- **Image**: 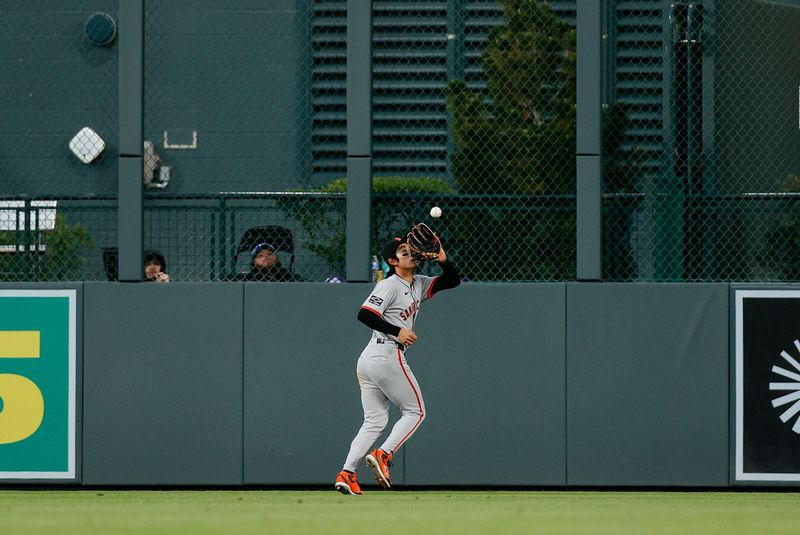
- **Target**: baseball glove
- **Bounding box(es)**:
[407,223,441,262]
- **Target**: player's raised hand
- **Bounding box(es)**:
[436,245,447,263]
[397,328,417,347]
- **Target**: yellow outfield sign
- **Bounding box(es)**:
[0,290,76,480]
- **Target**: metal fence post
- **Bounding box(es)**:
[445,0,466,180]
[118,0,144,281]
[576,0,603,281]
[346,0,373,282]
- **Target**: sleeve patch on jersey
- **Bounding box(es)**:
[368,295,384,306]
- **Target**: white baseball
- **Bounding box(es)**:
[430,206,442,218]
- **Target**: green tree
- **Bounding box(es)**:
[444,0,635,280]
[0,214,94,281]
[446,1,575,196]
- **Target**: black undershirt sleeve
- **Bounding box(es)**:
[429,259,461,296]
[357,308,401,337]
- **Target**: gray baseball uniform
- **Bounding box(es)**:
[341,273,438,472]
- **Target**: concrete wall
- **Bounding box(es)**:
[59,281,732,486]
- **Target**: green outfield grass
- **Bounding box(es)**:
[0,489,799,535]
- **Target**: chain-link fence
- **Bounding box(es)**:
[1,1,118,282]
[141,0,327,282]
[365,0,578,281]
[603,0,800,281]
[140,0,579,283]
[6,1,800,283]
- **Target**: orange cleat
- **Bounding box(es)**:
[335,470,363,495]
[365,449,393,489]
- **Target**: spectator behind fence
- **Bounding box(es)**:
[233,242,303,282]
[144,249,170,283]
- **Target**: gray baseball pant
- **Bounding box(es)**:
[342,342,426,472]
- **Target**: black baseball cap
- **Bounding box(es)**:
[382,237,406,265]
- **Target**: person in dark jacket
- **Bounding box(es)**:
[234,242,303,282]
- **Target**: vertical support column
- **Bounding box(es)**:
[346,0,373,282]
[118,0,144,281]
[576,0,603,281]
[655,3,684,281]
[445,0,466,179]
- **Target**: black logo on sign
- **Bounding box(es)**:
[770,340,800,434]
[368,295,383,306]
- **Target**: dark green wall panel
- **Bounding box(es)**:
[566,283,729,486]
[82,282,243,485]
[404,284,567,485]
[143,2,305,194]
[1,3,119,196]
[2,1,304,196]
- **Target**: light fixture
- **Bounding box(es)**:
[69,126,106,164]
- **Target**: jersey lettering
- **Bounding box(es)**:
[399,300,419,321]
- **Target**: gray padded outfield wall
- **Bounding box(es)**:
[82,283,243,485]
[1,282,744,486]
[404,284,566,486]
[243,283,567,486]
[567,283,730,486]
[243,283,374,485]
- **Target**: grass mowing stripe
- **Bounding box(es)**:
[1,491,799,535]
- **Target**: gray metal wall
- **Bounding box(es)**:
[73,282,732,486]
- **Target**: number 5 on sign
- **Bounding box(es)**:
[0,331,44,444]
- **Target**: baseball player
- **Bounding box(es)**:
[335,235,460,495]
